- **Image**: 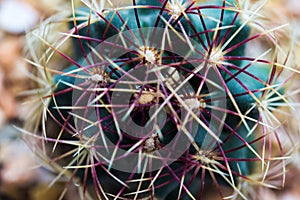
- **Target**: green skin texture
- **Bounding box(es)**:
[49,0,285,199]
[50,64,77,123]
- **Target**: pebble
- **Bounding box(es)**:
[0,0,39,34]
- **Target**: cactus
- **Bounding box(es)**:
[22,0,300,199]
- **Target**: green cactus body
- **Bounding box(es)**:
[50,64,77,122]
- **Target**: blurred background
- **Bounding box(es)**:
[0,0,300,199]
